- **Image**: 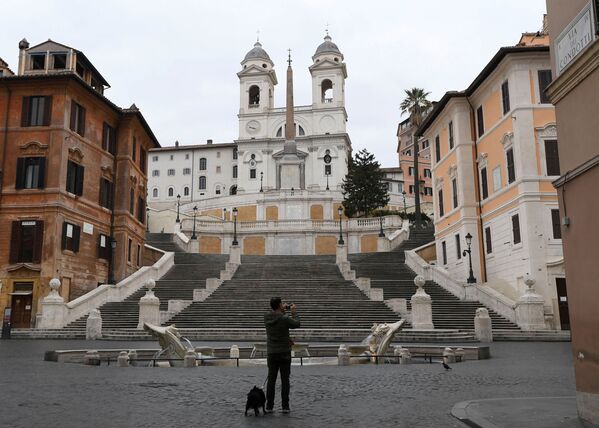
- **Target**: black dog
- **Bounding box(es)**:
[245,386,266,416]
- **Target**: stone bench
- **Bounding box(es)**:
[250,343,310,358]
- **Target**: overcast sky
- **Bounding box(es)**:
[1,0,546,166]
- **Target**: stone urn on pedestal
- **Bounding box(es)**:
[515,275,547,331]
[38,278,67,329]
[410,275,434,330]
[137,279,160,329]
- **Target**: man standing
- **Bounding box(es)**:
[264,297,300,414]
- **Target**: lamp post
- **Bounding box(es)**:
[175,194,181,223]
[191,206,198,240]
[337,206,344,245]
[326,172,330,191]
[260,171,263,193]
[463,233,477,284]
[146,207,150,233]
[232,207,238,246]
[223,207,227,220]
[378,211,385,237]
[402,191,407,217]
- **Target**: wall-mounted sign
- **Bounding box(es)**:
[83,222,94,235]
[555,1,596,76]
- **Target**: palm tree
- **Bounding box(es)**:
[400,88,432,228]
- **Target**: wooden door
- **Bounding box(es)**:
[555,278,570,330]
[11,294,33,328]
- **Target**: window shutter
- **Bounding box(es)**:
[551,209,562,239]
[75,165,85,196]
[9,221,21,263]
[15,158,25,189]
[43,96,52,126]
[61,221,68,250]
[110,128,117,155]
[79,107,86,137]
[21,97,31,127]
[70,101,77,131]
[481,168,488,199]
[73,224,81,252]
[37,158,46,189]
[102,123,107,151]
[512,215,521,244]
[32,221,44,263]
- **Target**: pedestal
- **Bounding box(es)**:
[189,239,199,253]
[410,276,434,329]
[336,244,347,264]
[377,236,389,252]
[515,276,547,331]
[137,280,160,329]
[38,278,67,329]
[474,308,493,342]
[86,309,102,340]
[229,245,241,265]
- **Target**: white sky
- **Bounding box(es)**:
[1,0,546,166]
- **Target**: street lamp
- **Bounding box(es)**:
[402,191,407,217]
[223,207,227,220]
[463,233,477,284]
[378,211,385,237]
[260,171,263,193]
[175,194,181,223]
[337,206,344,245]
[232,207,238,246]
[191,206,198,240]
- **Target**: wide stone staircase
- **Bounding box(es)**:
[146,233,186,252]
[349,227,520,331]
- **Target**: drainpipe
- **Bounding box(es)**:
[0,84,12,208]
[466,97,488,283]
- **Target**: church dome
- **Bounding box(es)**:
[313,35,344,60]
[242,41,273,64]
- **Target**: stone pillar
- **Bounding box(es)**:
[189,239,199,253]
[38,278,67,329]
[515,275,547,331]
[137,279,160,329]
[229,244,241,265]
[410,275,434,329]
[338,344,350,366]
[86,309,102,340]
[117,351,129,367]
[128,350,138,367]
[377,236,389,252]
[400,348,412,364]
[443,347,456,363]
[474,307,493,342]
[184,349,197,368]
[455,348,465,363]
[230,345,240,359]
[84,350,101,366]
[336,244,347,264]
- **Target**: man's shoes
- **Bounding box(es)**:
[282,407,290,414]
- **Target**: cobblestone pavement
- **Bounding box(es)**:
[0,340,575,428]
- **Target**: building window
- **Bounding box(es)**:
[184,186,189,196]
[185,153,190,160]
[168,187,174,197]
[325,164,332,175]
[249,85,260,106]
[455,234,461,260]
[183,168,191,175]
[408,167,414,176]
[199,176,206,190]
[480,167,488,200]
[442,241,447,265]
[21,96,52,127]
[15,157,46,189]
[512,214,521,245]
[452,178,458,209]
[152,170,160,177]
[435,135,441,162]
[476,106,484,137]
[545,140,560,176]
[199,158,207,170]
[137,244,141,267]
[102,123,117,155]
[424,169,431,178]
[152,155,159,162]
[438,189,444,217]
[216,185,221,195]
[233,148,238,160]
[485,226,493,254]
[9,220,44,263]
[229,185,237,195]
[140,147,146,174]
[52,53,67,69]
[132,137,137,162]
[170,155,174,161]
[61,221,81,253]
[506,148,516,184]
[66,160,84,196]
[492,167,502,192]
[233,165,238,178]
[69,101,86,137]
[98,233,110,260]
[448,121,454,150]
[216,166,221,174]
[424,187,432,196]
[216,152,221,159]
[406,150,412,156]
[409,185,414,194]
[501,80,510,115]
[167,169,175,176]
[99,178,114,210]
[129,189,135,214]
[137,197,145,223]
[128,238,133,263]
[421,140,429,149]
[538,70,553,104]
[321,79,333,103]
[250,168,256,179]
[31,54,45,70]
[551,209,562,239]
[152,188,158,198]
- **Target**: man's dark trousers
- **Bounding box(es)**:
[266,351,292,409]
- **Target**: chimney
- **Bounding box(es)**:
[175,140,179,147]
[18,38,29,75]
[207,139,213,145]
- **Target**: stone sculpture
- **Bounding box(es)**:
[143,322,190,362]
[361,319,405,362]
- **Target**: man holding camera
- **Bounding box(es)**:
[264,297,300,414]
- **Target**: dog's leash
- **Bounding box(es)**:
[261,376,267,389]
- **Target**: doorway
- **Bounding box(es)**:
[10,282,34,328]
[555,278,570,330]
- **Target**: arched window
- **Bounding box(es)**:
[298,125,305,136]
[168,187,174,197]
[249,85,260,106]
[276,123,306,137]
[199,158,207,170]
[233,147,238,160]
[152,188,158,198]
[215,185,221,195]
[183,186,189,196]
[233,165,238,178]
[199,176,206,190]
[276,126,283,137]
[322,79,333,103]
[229,185,237,195]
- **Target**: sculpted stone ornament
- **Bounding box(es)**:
[411,275,434,329]
[474,307,493,342]
[360,319,405,362]
[143,322,189,361]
